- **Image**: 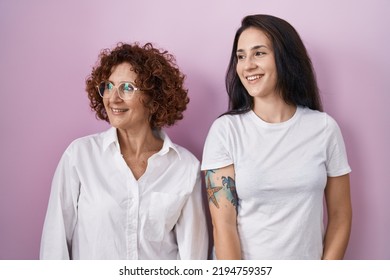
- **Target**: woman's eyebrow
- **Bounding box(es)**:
[237,45,267,53]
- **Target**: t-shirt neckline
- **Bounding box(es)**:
[248,106,303,129]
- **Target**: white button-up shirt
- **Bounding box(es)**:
[40,127,208,259]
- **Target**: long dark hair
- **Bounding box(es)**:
[225,14,322,115]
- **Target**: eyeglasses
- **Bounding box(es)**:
[97,81,141,100]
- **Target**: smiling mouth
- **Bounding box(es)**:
[111,108,128,113]
[246,74,263,81]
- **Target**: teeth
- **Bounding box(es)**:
[112,108,127,113]
[247,75,261,81]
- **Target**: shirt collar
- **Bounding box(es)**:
[157,130,181,160]
[102,127,181,160]
[102,127,119,152]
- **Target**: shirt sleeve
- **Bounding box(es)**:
[201,117,234,171]
[325,115,352,177]
[175,162,208,259]
[40,146,80,259]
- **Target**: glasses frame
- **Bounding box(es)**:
[96,81,141,100]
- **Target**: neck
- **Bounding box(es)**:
[117,126,162,158]
[253,97,297,123]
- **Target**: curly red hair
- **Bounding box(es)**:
[85,42,189,129]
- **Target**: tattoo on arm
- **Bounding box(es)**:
[205,170,238,209]
[222,175,238,208]
[206,170,222,208]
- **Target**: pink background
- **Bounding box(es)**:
[0,0,389,259]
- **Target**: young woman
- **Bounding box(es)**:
[202,15,352,260]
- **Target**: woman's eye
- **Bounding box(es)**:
[107,83,114,90]
[255,51,265,57]
[122,83,134,93]
[237,54,245,60]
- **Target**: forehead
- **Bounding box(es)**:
[237,27,272,50]
[109,62,137,82]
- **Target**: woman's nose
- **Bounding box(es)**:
[243,57,257,70]
[109,88,123,102]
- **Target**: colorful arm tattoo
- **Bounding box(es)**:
[205,170,222,208]
[221,175,238,208]
[205,170,238,209]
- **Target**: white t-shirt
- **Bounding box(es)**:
[201,106,351,259]
[40,127,208,260]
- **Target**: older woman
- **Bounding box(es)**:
[40,42,208,259]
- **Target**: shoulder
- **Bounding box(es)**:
[159,130,200,169]
[299,106,326,120]
[173,144,200,167]
[300,107,344,142]
[214,113,247,125]
[65,128,112,155]
[299,107,339,128]
[207,112,249,134]
[170,143,201,185]
[67,133,100,150]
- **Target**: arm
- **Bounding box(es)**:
[322,174,352,260]
[205,165,241,259]
[175,169,208,259]
[40,150,79,259]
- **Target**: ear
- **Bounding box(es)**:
[149,100,159,114]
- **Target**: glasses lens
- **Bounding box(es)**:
[118,82,136,99]
[98,82,114,98]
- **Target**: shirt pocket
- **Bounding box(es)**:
[145,192,187,242]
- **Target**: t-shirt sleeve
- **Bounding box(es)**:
[325,115,351,177]
[201,117,234,171]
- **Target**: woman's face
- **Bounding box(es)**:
[236,27,278,100]
[103,62,150,131]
